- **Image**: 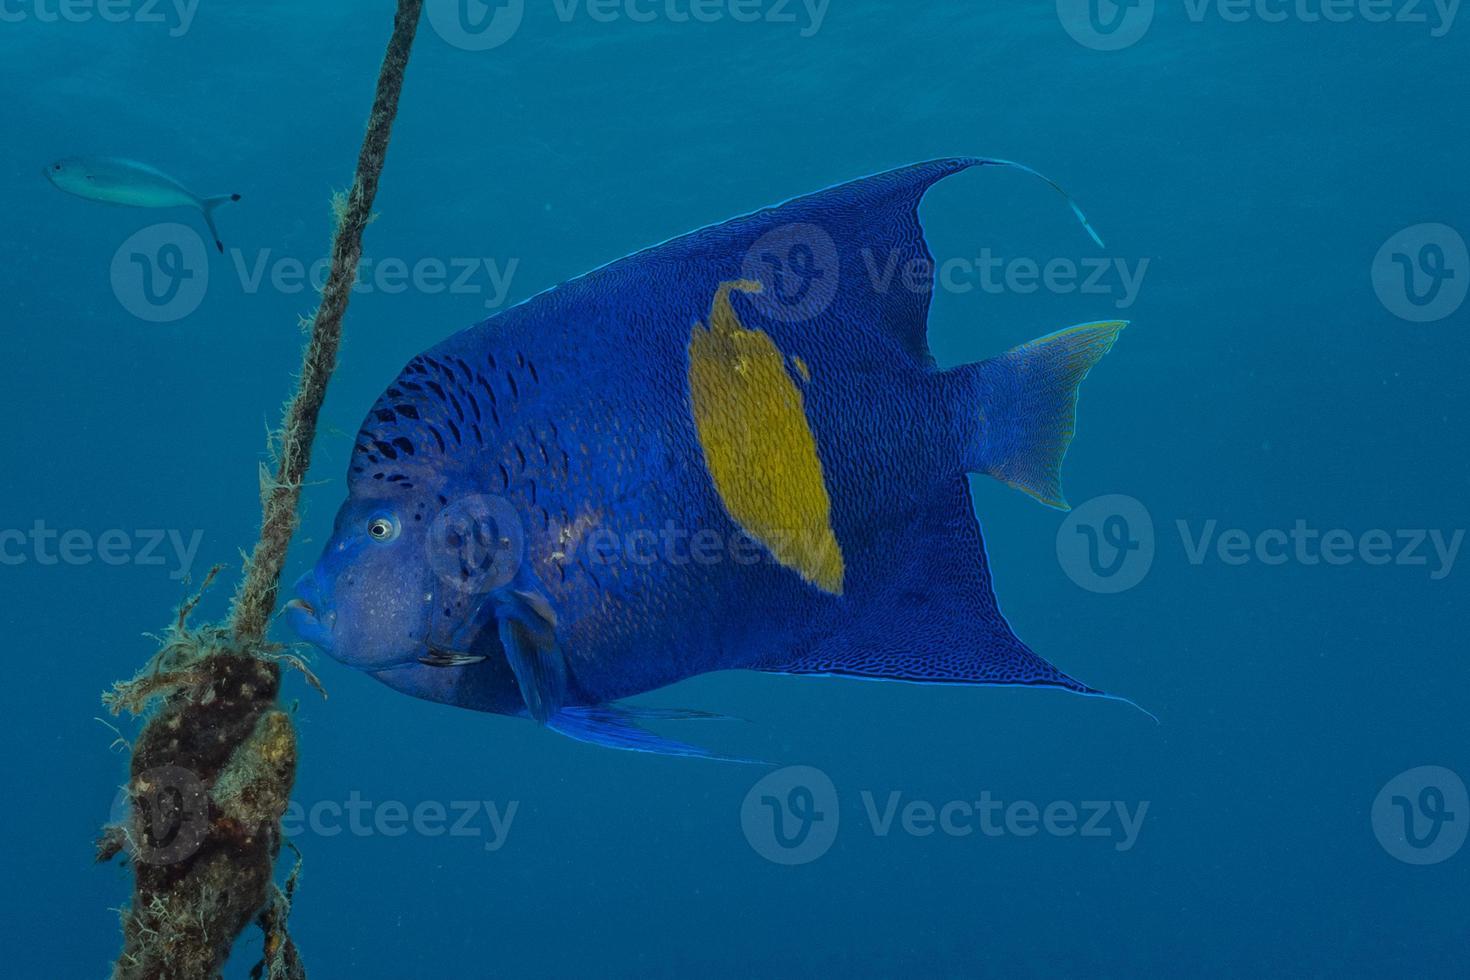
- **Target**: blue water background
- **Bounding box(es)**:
[1,2,1466,975]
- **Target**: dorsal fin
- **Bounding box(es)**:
[702,157,1103,367]
[465,157,1101,373]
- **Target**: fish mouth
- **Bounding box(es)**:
[419,602,505,670]
[285,574,334,651]
[418,648,487,668]
[285,598,332,650]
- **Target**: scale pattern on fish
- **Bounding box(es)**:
[288,157,1134,760]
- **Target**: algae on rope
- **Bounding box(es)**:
[96,3,426,978]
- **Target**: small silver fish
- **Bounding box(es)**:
[44,156,240,253]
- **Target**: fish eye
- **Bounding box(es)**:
[366,514,400,543]
[53,164,61,171]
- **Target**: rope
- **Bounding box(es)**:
[232,0,424,643]
[105,4,424,977]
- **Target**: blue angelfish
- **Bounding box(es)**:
[288,157,1135,761]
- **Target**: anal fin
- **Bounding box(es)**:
[757,477,1135,708]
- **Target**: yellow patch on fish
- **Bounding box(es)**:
[687,280,845,595]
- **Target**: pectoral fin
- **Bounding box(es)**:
[496,589,567,724]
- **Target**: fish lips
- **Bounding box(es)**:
[285,570,335,651]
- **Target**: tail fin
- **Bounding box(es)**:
[198,193,241,253]
[948,321,1126,510]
